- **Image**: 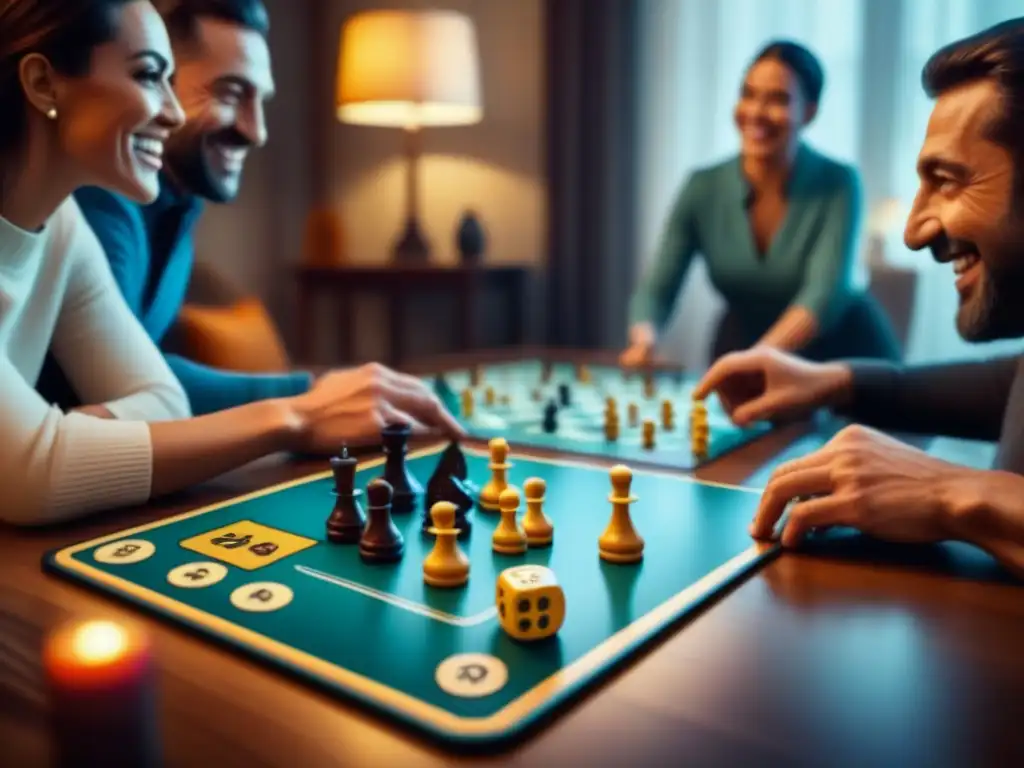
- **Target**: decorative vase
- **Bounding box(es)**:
[456,210,485,264]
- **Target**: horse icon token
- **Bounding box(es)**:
[435,653,508,698]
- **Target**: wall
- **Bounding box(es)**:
[193,0,546,364]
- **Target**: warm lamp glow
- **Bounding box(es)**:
[336,9,482,129]
[868,197,908,237]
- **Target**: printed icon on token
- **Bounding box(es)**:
[167,562,228,589]
[435,653,508,698]
[93,539,155,565]
[230,582,293,612]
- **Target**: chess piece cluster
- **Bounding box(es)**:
[479,439,555,553]
[690,397,709,456]
[604,397,619,441]
[326,446,405,563]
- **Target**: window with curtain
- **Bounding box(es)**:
[637,0,1024,368]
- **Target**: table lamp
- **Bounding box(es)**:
[336,9,483,263]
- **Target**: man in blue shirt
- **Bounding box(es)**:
[39,0,316,415]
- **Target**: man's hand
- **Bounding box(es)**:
[753,424,973,547]
[619,322,657,367]
[285,362,465,454]
[693,346,852,426]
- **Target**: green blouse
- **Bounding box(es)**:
[630,143,864,337]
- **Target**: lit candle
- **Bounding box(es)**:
[43,619,161,767]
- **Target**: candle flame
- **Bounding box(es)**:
[71,620,127,665]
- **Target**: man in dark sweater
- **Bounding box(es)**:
[694,18,1024,578]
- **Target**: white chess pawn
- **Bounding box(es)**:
[492,486,527,554]
[522,477,553,547]
[479,437,511,511]
[598,465,643,563]
[423,501,469,587]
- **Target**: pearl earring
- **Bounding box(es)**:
[46,107,57,120]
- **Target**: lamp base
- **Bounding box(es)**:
[393,217,431,263]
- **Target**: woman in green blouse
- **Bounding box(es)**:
[622,41,900,366]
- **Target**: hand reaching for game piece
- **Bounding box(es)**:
[284,363,465,453]
[693,346,852,427]
[619,322,658,367]
[752,424,988,549]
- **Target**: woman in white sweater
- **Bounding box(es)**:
[0,0,462,525]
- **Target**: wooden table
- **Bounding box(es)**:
[294,263,535,366]
[4,351,1024,766]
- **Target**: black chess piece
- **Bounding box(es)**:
[359,479,404,563]
[424,469,474,539]
[435,440,477,495]
[378,422,423,513]
[558,382,571,407]
[326,446,365,543]
[542,400,558,433]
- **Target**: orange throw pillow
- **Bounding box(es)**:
[176,298,290,373]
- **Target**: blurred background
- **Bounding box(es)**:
[180,0,1024,378]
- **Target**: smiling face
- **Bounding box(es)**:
[904,78,1024,342]
[162,17,274,202]
[49,1,183,202]
[734,57,813,161]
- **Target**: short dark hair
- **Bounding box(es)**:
[751,40,825,105]
[922,17,1024,205]
[158,0,269,44]
[0,0,134,157]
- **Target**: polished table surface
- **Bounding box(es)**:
[4,351,1024,766]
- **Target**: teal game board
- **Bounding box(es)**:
[44,442,776,748]
[429,359,772,471]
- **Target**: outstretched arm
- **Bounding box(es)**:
[164,354,312,416]
[628,173,704,331]
[837,356,1019,441]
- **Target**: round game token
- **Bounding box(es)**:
[230,582,293,612]
[435,653,508,698]
[167,562,228,589]
[93,539,155,565]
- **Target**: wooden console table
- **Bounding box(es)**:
[294,263,535,365]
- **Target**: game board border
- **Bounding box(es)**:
[43,442,779,747]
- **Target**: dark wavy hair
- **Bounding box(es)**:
[157,0,269,44]
[0,0,135,157]
[922,17,1024,207]
[750,40,825,107]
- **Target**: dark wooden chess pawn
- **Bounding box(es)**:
[542,400,558,433]
[326,446,364,543]
[558,382,571,407]
[379,422,423,513]
[359,479,404,563]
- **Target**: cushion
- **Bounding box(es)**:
[176,297,291,373]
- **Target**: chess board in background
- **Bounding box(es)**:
[428,359,773,471]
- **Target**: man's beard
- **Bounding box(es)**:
[957,244,1024,342]
[163,126,247,203]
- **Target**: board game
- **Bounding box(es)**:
[44,432,776,748]
[428,359,772,471]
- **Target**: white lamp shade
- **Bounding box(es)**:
[336,9,483,128]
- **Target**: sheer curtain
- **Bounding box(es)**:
[637,0,1023,369]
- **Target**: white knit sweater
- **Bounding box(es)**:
[0,197,191,525]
